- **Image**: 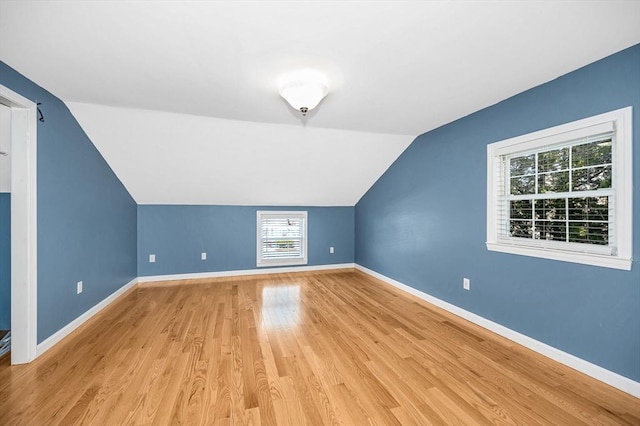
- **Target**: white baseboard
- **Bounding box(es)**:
[36,277,138,356]
[354,264,640,398]
[35,263,638,398]
[137,263,356,283]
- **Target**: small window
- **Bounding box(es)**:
[486,107,632,270]
[257,211,308,267]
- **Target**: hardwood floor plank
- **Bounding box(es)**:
[0,269,637,425]
[248,324,278,426]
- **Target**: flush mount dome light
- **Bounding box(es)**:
[278,70,329,116]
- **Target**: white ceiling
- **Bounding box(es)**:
[66,102,413,205]
[1,1,639,205]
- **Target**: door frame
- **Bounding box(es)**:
[0,84,38,364]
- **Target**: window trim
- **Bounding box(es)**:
[256,210,308,268]
[486,107,633,270]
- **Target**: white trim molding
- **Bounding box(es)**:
[1,84,38,365]
[355,264,640,398]
[138,263,355,284]
[36,278,138,356]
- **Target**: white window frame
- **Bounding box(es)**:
[256,210,308,267]
[486,107,633,270]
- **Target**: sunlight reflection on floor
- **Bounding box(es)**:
[260,284,301,330]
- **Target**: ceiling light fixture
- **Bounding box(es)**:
[278,70,329,117]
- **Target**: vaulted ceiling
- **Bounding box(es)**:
[1,1,639,205]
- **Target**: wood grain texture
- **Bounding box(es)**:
[0,269,638,425]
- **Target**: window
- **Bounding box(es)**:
[257,211,308,267]
[487,107,632,270]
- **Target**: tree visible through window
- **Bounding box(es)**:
[507,138,612,246]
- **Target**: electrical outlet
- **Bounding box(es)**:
[77,281,83,294]
[463,278,470,290]
[149,254,156,263]
[201,252,207,260]
[329,246,335,254]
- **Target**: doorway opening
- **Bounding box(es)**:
[0,84,38,365]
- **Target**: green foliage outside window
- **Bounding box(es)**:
[508,139,611,245]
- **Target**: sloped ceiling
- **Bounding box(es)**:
[66,103,413,205]
[1,1,639,205]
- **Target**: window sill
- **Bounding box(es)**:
[257,258,308,268]
[486,242,632,271]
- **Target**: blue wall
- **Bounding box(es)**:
[0,62,138,343]
[355,44,640,381]
[138,205,354,276]
[0,193,10,330]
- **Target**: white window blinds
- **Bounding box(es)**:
[257,211,308,267]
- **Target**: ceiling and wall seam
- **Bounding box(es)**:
[2,1,638,206]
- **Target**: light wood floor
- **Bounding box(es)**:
[0,270,638,425]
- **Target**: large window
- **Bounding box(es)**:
[486,107,632,270]
[257,211,308,267]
